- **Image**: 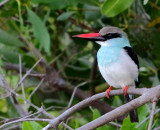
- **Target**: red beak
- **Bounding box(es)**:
[72,33,105,41]
[72,33,100,38]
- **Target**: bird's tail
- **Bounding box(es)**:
[124,94,139,122]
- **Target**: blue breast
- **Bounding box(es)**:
[97,46,121,67]
[97,37,131,67]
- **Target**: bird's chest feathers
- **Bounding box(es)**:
[97,47,121,66]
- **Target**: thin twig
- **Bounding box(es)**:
[146,104,151,113]
[0,108,43,124]
[28,78,44,101]
[0,68,72,130]
[137,108,160,128]
[0,72,26,117]
[19,55,27,110]
[0,118,50,129]
[148,101,157,130]
[1,78,73,130]
[67,81,90,108]
[4,124,20,130]
[109,121,122,128]
[14,57,43,90]
[0,116,7,120]
[0,0,10,6]
[154,126,160,130]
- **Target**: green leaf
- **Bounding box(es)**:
[121,116,138,130]
[49,0,67,10]
[31,0,53,4]
[98,125,116,130]
[137,105,149,129]
[22,122,33,130]
[66,0,78,6]
[0,29,24,47]
[138,105,148,122]
[0,59,4,66]
[78,0,99,6]
[84,5,101,21]
[93,109,100,120]
[6,98,19,117]
[22,121,43,130]
[102,0,135,17]
[75,119,79,129]
[112,96,123,107]
[57,12,74,21]
[143,0,149,5]
[31,0,68,10]
[30,121,43,130]
[0,48,19,63]
[151,75,160,87]
[27,8,50,53]
[92,109,116,130]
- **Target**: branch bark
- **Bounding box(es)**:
[148,101,157,130]
[43,86,160,130]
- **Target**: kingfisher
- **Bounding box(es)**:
[73,26,139,122]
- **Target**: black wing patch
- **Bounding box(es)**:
[123,46,140,86]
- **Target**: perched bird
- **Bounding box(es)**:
[73,26,139,122]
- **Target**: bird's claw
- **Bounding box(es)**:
[106,86,112,98]
[123,86,129,96]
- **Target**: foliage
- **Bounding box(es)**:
[0,0,160,129]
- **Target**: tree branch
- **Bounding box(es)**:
[0,118,50,129]
[89,52,97,95]
[43,86,160,130]
[0,0,10,6]
[14,57,43,90]
[43,87,145,129]
[148,101,157,130]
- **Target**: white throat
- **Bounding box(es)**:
[96,41,110,46]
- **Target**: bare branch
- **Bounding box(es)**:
[19,55,25,99]
[154,126,160,130]
[109,121,122,128]
[28,78,44,101]
[0,72,26,117]
[43,87,146,129]
[67,81,90,108]
[43,86,160,130]
[0,118,50,129]
[0,0,10,6]
[14,57,43,90]
[19,55,27,111]
[76,87,160,130]
[148,101,157,130]
[136,108,160,128]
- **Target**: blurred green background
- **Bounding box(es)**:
[0,0,160,129]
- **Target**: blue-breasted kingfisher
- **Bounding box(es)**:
[73,26,139,122]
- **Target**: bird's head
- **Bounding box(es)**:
[73,26,130,47]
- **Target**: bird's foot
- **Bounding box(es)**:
[106,86,112,98]
[123,86,129,96]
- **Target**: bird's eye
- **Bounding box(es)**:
[102,33,121,40]
[106,34,113,38]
